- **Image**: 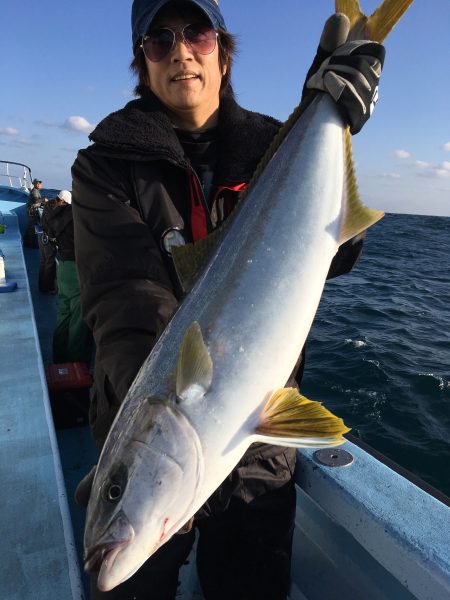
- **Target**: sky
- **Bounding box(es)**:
[1,0,449,216]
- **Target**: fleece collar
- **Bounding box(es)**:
[89,90,281,184]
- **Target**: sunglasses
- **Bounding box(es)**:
[141,23,218,62]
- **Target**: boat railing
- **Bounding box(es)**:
[0,160,32,192]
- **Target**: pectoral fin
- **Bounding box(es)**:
[254,388,350,448]
[176,322,213,402]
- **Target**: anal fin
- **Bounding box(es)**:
[339,128,384,244]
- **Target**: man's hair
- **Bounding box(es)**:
[130,28,237,98]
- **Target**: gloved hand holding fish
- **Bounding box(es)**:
[305,12,386,134]
[82,0,413,592]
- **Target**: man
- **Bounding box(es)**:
[28,178,48,209]
[25,178,57,291]
[41,190,91,364]
[72,1,384,598]
[24,178,48,248]
[37,199,58,295]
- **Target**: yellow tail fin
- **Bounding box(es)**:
[336,0,414,42]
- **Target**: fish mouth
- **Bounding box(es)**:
[84,512,135,575]
[84,538,131,574]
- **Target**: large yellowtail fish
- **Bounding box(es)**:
[84,0,413,591]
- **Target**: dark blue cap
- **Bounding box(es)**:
[131,0,227,48]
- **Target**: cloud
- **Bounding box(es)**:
[434,169,450,178]
[412,159,450,179]
[414,160,430,169]
[394,152,450,179]
[0,136,36,147]
[63,116,96,135]
[394,149,411,159]
[35,115,96,135]
[388,145,450,184]
[15,138,36,146]
[418,168,450,179]
[443,142,450,152]
[0,127,19,136]
[36,119,58,128]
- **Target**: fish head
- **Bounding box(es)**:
[84,398,203,592]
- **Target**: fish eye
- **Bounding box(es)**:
[107,484,122,502]
[103,463,128,503]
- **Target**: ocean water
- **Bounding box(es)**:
[38,196,449,496]
[301,213,450,496]
[42,187,60,199]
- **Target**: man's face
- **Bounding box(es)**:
[144,6,224,129]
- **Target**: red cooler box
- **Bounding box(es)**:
[45,362,93,428]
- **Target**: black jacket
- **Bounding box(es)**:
[41,203,75,261]
[72,90,363,446]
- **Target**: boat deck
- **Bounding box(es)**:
[1,204,450,600]
[0,213,87,599]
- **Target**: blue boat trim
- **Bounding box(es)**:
[0,211,86,599]
[0,280,17,292]
[348,432,450,508]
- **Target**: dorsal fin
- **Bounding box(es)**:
[172,2,413,291]
[172,227,223,293]
[172,94,316,293]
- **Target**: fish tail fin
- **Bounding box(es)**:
[335,0,364,27]
[253,0,415,197]
[336,0,414,42]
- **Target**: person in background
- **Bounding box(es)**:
[28,178,48,211]
[24,178,48,248]
[37,198,58,294]
[72,1,384,598]
[25,179,57,292]
[41,190,92,365]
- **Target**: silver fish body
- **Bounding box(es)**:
[84,0,416,590]
[84,93,368,591]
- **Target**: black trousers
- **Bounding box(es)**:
[90,448,297,600]
[37,234,57,293]
[23,215,39,248]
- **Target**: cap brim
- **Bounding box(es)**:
[133,0,226,48]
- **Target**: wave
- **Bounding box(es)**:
[303,214,450,495]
